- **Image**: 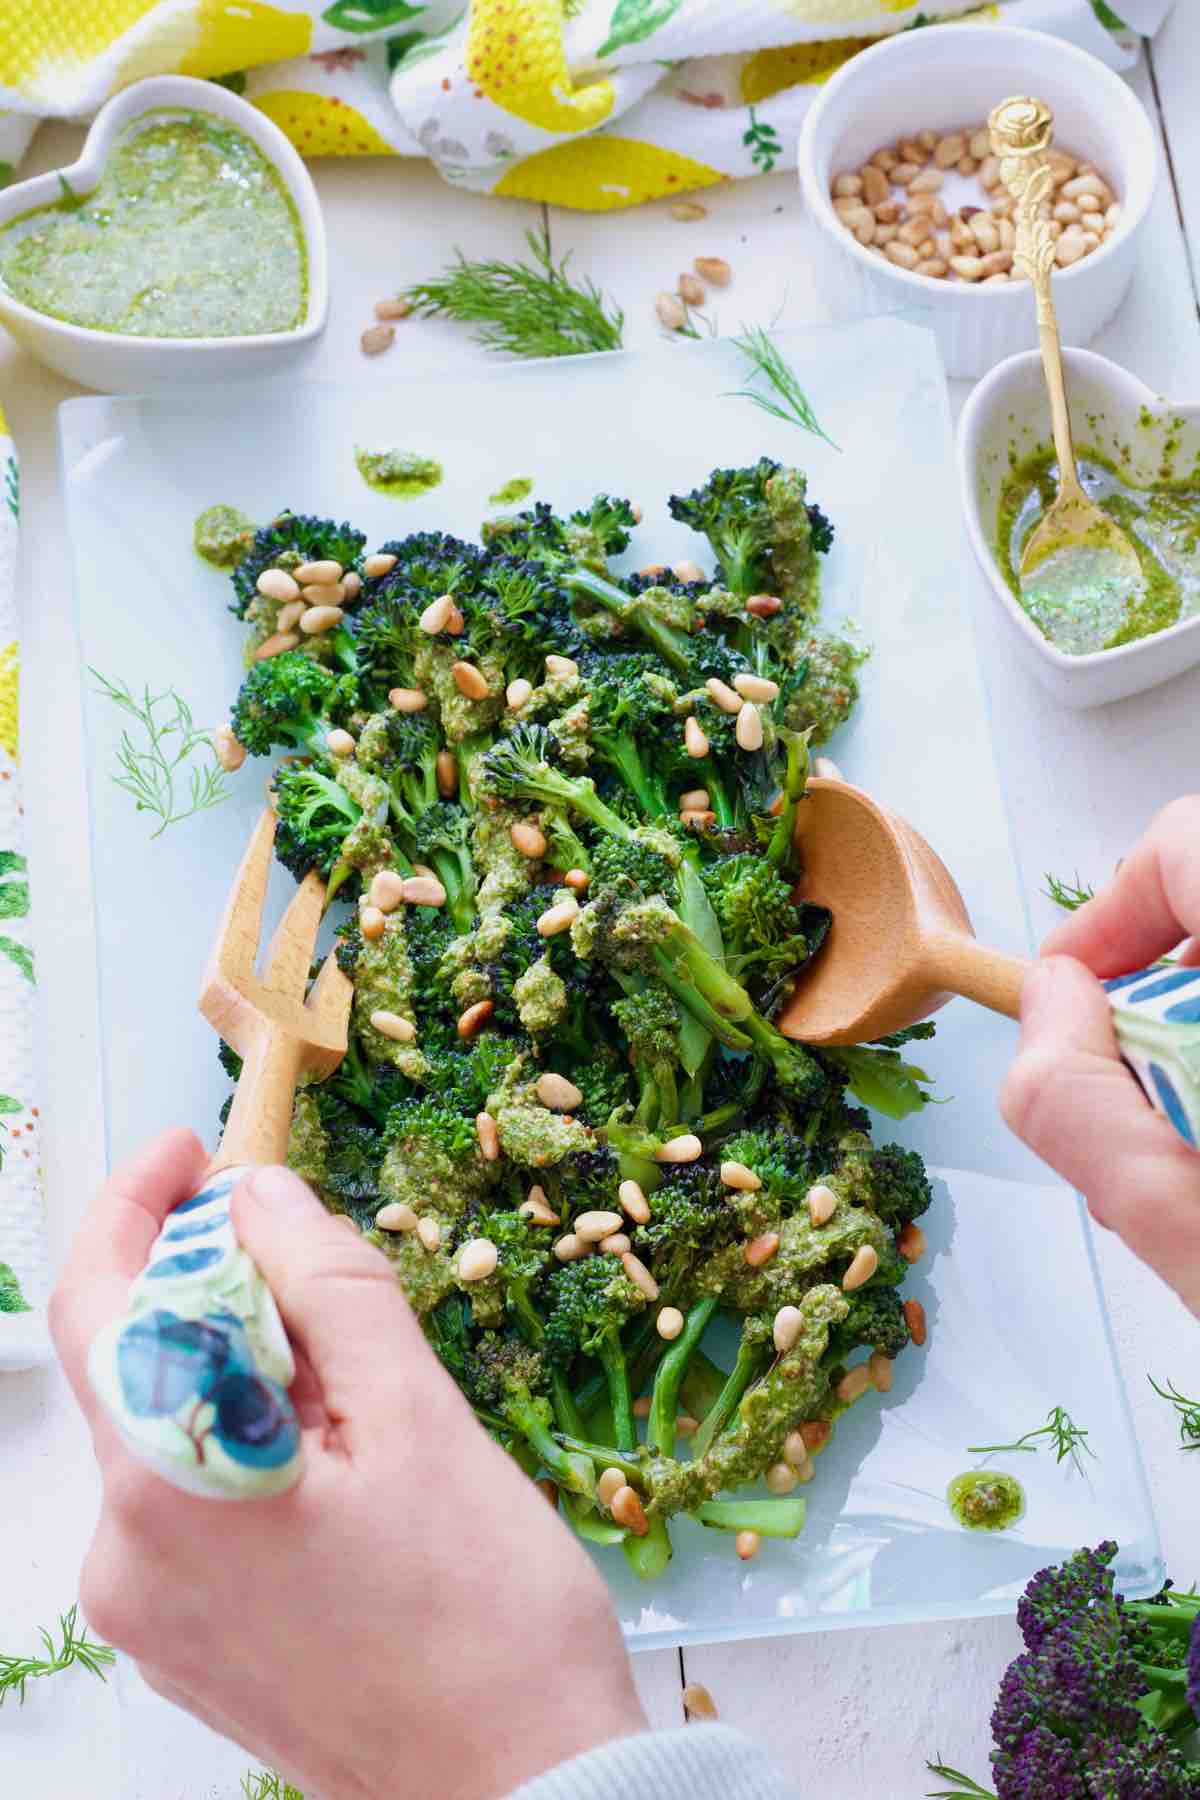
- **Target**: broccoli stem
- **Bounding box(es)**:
[592,730,668,819]
[564,568,695,676]
[597,1330,637,1453]
[623,1514,672,1581]
[648,1296,720,1456]
[503,1393,594,1498]
[679,1348,729,1423]
[556,1435,644,1487]
[766,728,810,873]
[691,1339,771,1458]
[696,1499,807,1538]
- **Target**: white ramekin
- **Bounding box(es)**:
[0,76,327,393]
[958,346,1200,708]
[797,25,1158,381]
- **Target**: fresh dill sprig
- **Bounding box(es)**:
[727,325,839,449]
[0,1606,115,1706]
[92,670,231,837]
[241,1773,304,1799]
[1044,872,1095,911]
[402,227,624,359]
[924,1761,996,1798]
[968,1405,1095,1477]
[1148,1375,1200,1450]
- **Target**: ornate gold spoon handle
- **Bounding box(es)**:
[989,96,1084,506]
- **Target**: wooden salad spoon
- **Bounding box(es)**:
[988,96,1144,648]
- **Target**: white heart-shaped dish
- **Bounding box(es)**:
[0,75,327,394]
[958,347,1200,708]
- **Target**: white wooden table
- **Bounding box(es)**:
[2,13,1198,1795]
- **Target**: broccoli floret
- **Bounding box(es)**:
[231,653,357,760]
[782,629,868,745]
[667,459,828,614]
[479,724,635,840]
[271,760,362,879]
[543,1254,646,1450]
[636,1161,737,1297]
[462,1332,593,1496]
[231,511,366,620]
[826,1284,910,1363]
[865,1143,933,1227]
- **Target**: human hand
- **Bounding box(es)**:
[1001,798,1200,1317]
[51,1132,646,1800]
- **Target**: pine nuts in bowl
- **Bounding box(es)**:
[797,25,1157,379]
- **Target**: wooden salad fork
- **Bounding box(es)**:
[88,810,352,1500]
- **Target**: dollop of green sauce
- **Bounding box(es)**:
[947,1469,1025,1532]
[193,503,256,568]
[489,477,534,506]
[0,111,307,338]
[355,446,444,499]
[997,444,1200,653]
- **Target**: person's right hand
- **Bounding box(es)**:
[1001,797,1200,1318]
[51,1137,646,1800]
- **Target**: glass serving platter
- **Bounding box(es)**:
[60,320,1161,1660]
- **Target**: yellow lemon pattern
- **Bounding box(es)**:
[741,35,872,101]
[496,136,724,210]
[0,643,18,765]
[178,1,312,78]
[254,89,397,155]
[467,0,615,136]
[0,0,158,94]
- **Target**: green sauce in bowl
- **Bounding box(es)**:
[0,110,307,339]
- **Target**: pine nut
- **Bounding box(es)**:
[735,704,764,752]
[676,1414,699,1438]
[554,1233,584,1262]
[884,241,919,270]
[473,1111,500,1161]
[639,563,668,579]
[933,132,965,168]
[633,1395,651,1418]
[949,254,984,282]
[597,1467,626,1508]
[360,906,387,942]
[916,258,948,278]
[861,165,889,206]
[704,677,742,714]
[419,593,454,634]
[840,204,875,239]
[458,1238,498,1282]
[897,1221,927,1263]
[611,1485,649,1535]
[681,808,717,831]
[979,250,1012,278]
[1062,173,1109,201]
[765,1460,798,1495]
[957,155,977,176]
[376,1201,419,1232]
[537,1072,583,1110]
[375,296,411,321]
[968,215,999,253]
[874,200,901,225]
[326,728,356,757]
[276,600,305,633]
[254,631,300,660]
[684,716,709,758]
[773,1305,804,1354]
[735,1530,760,1561]
[1053,200,1080,224]
[342,570,362,599]
[732,673,779,703]
[656,1306,684,1341]
[656,1133,702,1164]
[511,821,547,859]
[299,604,343,635]
[519,1196,561,1227]
[891,162,920,187]
[807,1183,838,1226]
[1080,230,1101,253]
[293,560,341,586]
[983,271,1011,284]
[600,1232,631,1255]
[997,218,1015,250]
[256,567,300,602]
[1104,202,1122,231]
[678,272,706,306]
[537,898,579,937]
[969,129,990,160]
[1048,150,1077,184]
[908,168,943,194]
[744,1232,780,1268]
[361,323,394,355]
[563,867,589,893]
[458,999,494,1040]
[506,677,533,709]
[368,1007,413,1042]
[535,1477,558,1509]
[680,787,711,811]
[720,1160,761,1192]
[801,1420,831,1452]
[363,552,397,579]
[869,1352,894,1393]
[978,155,1000,190]
[621,1252,659,1300]
[832,172,863,198]
[870,149,899,172]
[435,749,458,798]
[212,724,246,773]
[783,1430,810,1471]
[918,128,938,151]
[656,292,687,331]
[545,654,579,680]
[843,1244,878,1291]
[693,256,731,286]
[619,1179,651,1225]
[417,1216,441,1252]
[389,686,428,713]
[576,1210,623,1243]
[904,1298,928,1346]
[451,661,489,700]
[837,1364,872,1404]
[745,593,781,617]
[402,875,447,906]
[670,200,708,221]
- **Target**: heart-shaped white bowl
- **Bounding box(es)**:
[958,347,1200,708]
[0,76,327,393]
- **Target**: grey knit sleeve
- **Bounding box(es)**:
[503,1725,797,1800]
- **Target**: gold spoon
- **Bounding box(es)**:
[988,96,1143,650]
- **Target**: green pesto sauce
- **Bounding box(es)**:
[193,503,256,567]
[355,446,444,499]
[947,1469,1025,1532]
[489,477,534,506]
[997,445,1200,654]
[0,112,306,338]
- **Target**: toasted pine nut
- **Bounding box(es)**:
[537,898,580,937]
[1104,202,1122,231]
[693,255,731,286]
[294,560,342,586]
[967,215,999,254]
[451,660,489,700]
[979,250,1012,278]
[375,1202,417,1232]
[554,1232,584,1262]
[870,149,899,172]
[563,867,590,893]
[1062,172,1109,201]
[678,272,706,306]
[374,296,412,321]
[915,259,948,279]
[680,787,711,811]
[897,1221,927,1263]
[837,1364,872,1404]
[275,600,305,633]
[802,1420,832,1452]
[545,653,579,680]
[458,1000,494,1040]
[656,292,687,331]
[656,1133,702,1164]
[680,807,717,832]
[633,1395,652,1418]
[783,1430,810,1471]
[978,155,1000,190]
[684,715,709,758]
[969,128,991,160]
[326,728,356,757]
[388,686,427,713]
[676,1414,699,1438]
[746,592,782,617]
[361,323,395,356]
[639,563,668,579]
[519,1196,561,1227]
[807,1183,838,1226]
[773,1305,804,1355]
[843,1244,879,1291]
[908,168,943,194]
[342,570,361,597]
[732,672,779,703]
[621,1252,659,1300]
[363,552,397,579]
[735,1530,760,1561]
[832,172,863,198]
[256,567,300,603]
[360,906,387,942]
[369,1007,415,1042]
[299,604,344,635]
[510,821,547,860]
[446,605,465,638]
[884,240,919,270]
[473,1111,500,1162]
[1053,199,1080,224]
[402,875,447,907]
[704,677,741,714]
[670,200,708,221]
[619,1179,651,1224]
[765,1460,798,1495]
[254,630,301,660]
[873,198,901,224]
[458,1238,498,1282]
[949,254,984,282]
[720,1159,761,1192]
[597,1467,626,1508]
[891,162,921,187]
[417,1216,441,1252]
[611,1485,649,1535]
[735,704,764,752]
[537,1072,583,1110]
[212,724,246,773]
[506,677,533,710]
[933,132,965,168]
[656,1306,684,1341]
[600,1232,631,1255]
[904,1298,928,1346]
[869,1352,894,1393]
[861,165,889,206]
[419,593,454,634]
[744,1232,780,1268]
[435,749,458,798]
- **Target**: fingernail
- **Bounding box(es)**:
[245,1165,317,1214]
[1020,958,1060,1037]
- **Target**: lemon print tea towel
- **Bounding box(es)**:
[0,0,1177,209]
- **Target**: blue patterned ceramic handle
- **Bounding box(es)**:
[88,1165,302,1499]
[1109,965,1200,1146]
